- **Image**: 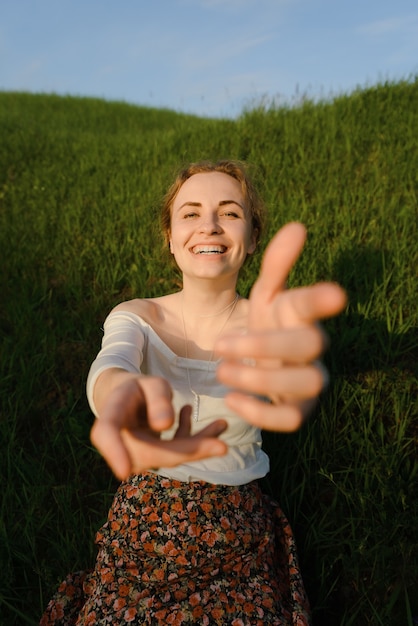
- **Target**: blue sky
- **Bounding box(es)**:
[1,0,417,118]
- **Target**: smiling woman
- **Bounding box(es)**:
[168,171,257,283]
[40,159,346,625]
[160,160,264,250]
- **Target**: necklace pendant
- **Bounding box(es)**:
[192,391,200,421]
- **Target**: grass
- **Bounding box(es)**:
[0,79,417,624]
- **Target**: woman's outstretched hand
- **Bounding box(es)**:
[215,222,347,431]
[90,375,227,481]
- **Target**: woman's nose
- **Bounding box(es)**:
[199,214,222,234]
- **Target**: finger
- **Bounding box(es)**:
[215,326,326,363]
[90,420,132,481]
[174,405,192,438]
[270,283,347,328]
[223,392,315,432]
[248,223,307,326]
[254,223,307,295]
[138,377,176,431]
[126,433,228,475]
[217,361,325,399]
[175,410,227,440]
[194,419,228,439]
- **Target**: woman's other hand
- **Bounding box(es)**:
[215,222,347,431]
[90,373,227,480]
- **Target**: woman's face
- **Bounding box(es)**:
[169,172,256,281]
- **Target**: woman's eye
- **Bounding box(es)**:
[223,211,239,218]
[184,212,198,218]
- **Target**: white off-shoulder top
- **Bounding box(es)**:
[86,310,269,485]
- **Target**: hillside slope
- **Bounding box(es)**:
[0,82,417,624]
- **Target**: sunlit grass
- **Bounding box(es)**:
[1,81,417,624]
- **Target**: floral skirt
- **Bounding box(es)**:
[40,473,311,625]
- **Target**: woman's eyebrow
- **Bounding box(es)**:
[178,201,201,210]
[218,200,245,210]
[176,199,245,211]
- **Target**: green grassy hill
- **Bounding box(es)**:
[0,82,417,624]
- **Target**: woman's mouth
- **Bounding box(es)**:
[191,245,227,255]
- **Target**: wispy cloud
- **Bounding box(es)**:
[356,13,418,73]
[357,14,418,37]
[180,33,273,72]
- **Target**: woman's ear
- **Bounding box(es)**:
[169,239,174,253]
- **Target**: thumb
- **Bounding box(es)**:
[249,223,307,327]
[91,420,132,481]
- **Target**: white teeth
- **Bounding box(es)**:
[192,245,226,254]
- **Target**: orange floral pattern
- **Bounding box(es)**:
[40,473,311,625]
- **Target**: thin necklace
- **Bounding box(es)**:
[180,293,239,421]
[198,294,240,318]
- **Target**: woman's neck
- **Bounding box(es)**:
[179,287,241,358]
[180,278,239,320]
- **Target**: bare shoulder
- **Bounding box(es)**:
[112,293,180,326]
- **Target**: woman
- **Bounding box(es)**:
[41,160,346,625]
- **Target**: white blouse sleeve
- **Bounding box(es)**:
[86,311,146,417]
